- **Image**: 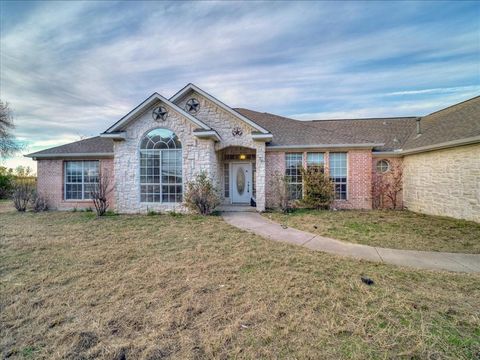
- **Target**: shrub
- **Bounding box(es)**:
[31,193,48,212]
[0,166,14,199]
[183,171,220,215]
[12,179,35,212]
[299,166,334,210]
[268,172,291,213]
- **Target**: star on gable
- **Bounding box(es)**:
[185,98,200,114]
[152,106,168,121]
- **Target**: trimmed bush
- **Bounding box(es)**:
[299,166,334,210]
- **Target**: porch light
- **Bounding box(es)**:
[239,154,246,160]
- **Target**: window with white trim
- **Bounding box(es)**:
[329,152,347,200]
[140,128,182,203]
[65,161,99,200]
[306,152,324,170]
[285,153,303,200]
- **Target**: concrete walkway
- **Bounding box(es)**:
[222,212,480,273]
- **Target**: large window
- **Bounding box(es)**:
[329,152,347,200]
[65,161,99,200]
[307,152,324,170]
[285,153,303,200]
[140,128,182,203]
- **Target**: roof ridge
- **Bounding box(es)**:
[234,108,418,122]
[425,95,480,117]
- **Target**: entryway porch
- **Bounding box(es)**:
[216,146,260,210]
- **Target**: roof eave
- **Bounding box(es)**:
[193,130,221,142]
[100,132,126,140]
[251,133,273,142]
[401,135,480,155]
[25,152,114,160]
[266,143,384,150]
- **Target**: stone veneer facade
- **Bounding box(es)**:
[403,143,480,222]
[36,158,115,210]
[113,90,266,213]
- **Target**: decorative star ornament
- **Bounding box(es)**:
[232,127,243,137]
[185,98,200,114]
[152,106,168,121]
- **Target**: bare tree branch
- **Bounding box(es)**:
[89,169,113,216]
[0,101,23,158]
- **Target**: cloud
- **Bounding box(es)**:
[0,1,478,169]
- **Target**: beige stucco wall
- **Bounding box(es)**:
[403,143,480,222]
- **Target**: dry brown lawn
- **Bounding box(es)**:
[264,209,480,254]
[1,205,479,359]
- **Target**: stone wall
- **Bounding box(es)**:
[403,143,480,222]
[113,101,215,213]
[36,158,114,210]
[175,90,266,211]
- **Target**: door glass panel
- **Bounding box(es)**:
[236,167,245,195]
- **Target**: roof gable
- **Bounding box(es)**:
[170,83,270,134]
[104,92,211,133]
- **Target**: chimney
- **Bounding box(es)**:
[416,117,422,135]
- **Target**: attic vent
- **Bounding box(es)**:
[185,98,200,114]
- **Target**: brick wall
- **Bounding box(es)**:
[36,158,115,210]
[334,150,372,209]
[265,151,286,208]
[403,143,480,222]
[264,149,373,210]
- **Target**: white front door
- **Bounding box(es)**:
[231,163,252,204]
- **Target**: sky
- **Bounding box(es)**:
[1,1,479,171]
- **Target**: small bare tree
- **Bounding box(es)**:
[268,172,291,213]
[373,162,403,209]
[89,169,113,216]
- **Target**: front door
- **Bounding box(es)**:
[231,163,252,204]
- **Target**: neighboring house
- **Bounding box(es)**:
[26,84,480,222]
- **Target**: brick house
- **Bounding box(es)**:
[26,84,480,222]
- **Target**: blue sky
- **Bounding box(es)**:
[1,1,479,170]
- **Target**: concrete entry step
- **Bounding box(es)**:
[218,205,257,212]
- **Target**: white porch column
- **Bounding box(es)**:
[255,143,266,212]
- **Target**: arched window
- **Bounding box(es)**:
[140,128,182,203]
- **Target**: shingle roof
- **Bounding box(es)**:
[402,96,480,150]
[27,96,479,158]
[26,136,114,158]
[235,108,417,151]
